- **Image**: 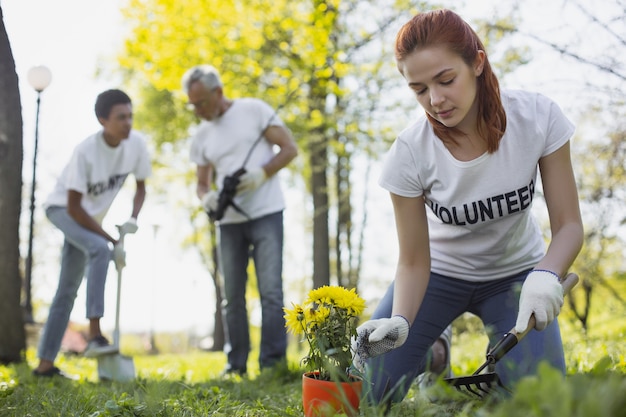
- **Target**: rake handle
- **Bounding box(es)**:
[484,272,579,366]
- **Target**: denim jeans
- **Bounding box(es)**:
[38,206,112,362]
[217,211,287,371]
[364,270,566,404]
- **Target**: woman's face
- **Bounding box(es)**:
[398,45,485,133]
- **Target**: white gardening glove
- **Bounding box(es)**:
[118,217,138,236]
[515,270,563,333]
[112,242,126,271]
[202,190,219,213]
[351,315,410,372]
[236,167,267,193]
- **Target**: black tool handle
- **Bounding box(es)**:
[486,272,579,364]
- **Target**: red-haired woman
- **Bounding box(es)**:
[353,9,583,405]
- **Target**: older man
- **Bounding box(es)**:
[182,65,298,376]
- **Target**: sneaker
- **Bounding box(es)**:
[84,335,118,358]
[417,324,452,389]
[32,366,77,380]
[220,365,247,378]
[439,324,452,379]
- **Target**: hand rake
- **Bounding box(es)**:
[443,272,579,399]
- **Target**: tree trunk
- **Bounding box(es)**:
[335,136,354,290]
[310,130,330,289]
[0,6,27,364]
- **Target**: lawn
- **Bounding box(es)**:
[1,315,625,417]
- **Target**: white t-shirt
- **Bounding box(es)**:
[45,130,152,224]
[189,98,286,224]
[379,89,575,282]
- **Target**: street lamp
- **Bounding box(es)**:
[23,65,52,324]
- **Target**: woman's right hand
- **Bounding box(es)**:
[351,315,410,372]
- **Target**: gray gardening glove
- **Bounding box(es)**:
[351,315,410,372]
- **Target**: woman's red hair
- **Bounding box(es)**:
[395,9,506,152]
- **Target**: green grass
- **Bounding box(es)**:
[1,320,625,417]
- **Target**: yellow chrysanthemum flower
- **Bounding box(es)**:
[283,303,305,335]
[284,285,366,381]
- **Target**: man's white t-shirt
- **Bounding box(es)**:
[45,130,152,224]
[189,98,286,224]
[379,89,575,282]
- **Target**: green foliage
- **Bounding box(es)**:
[87,392,147,416]
[110,0,539,291]
[2,351,625,417]
[113,0,444,288]
[486,362,626,417]
[131,84,195,150]
[115,0,427,171]
[6,309,626,417]
[475,14,531,77]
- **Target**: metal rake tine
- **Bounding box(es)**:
[464,384,483,398]
[477,380,494,396]
[454,382,490,399]
[447,372,505,399]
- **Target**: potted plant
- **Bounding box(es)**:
[284,285,366,417]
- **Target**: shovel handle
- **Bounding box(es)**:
[484,272,579,366]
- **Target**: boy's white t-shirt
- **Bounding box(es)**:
[379,89,575,282]
[45,130,152,224]
[189,98,286,224]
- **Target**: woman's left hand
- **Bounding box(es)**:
[515,270,564,332]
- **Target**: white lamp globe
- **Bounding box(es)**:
[27,65,52,92]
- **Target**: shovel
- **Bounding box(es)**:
[97,226,136,382]
[444,272,579,398]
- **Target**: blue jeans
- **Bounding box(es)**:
[364,270,566,404]
[218,211,287,371]
[38,206,112,362]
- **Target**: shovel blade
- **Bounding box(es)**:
[444,372,509,399]
[97,354,136,382]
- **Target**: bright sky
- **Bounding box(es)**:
[2,0,619,340]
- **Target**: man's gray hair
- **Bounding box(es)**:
[181,65,223,94]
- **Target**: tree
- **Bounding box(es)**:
[489,0,626,331]
[105,0,420,347]
[114,0,423,292]
[0,5,26,363]
[569,115,626,331]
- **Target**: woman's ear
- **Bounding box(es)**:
[474,50,486,76]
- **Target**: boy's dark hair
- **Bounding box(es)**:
[94,89,132,119]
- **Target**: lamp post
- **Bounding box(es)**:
[23,65,52,324]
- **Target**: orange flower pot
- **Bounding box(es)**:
[302,371,362,417]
